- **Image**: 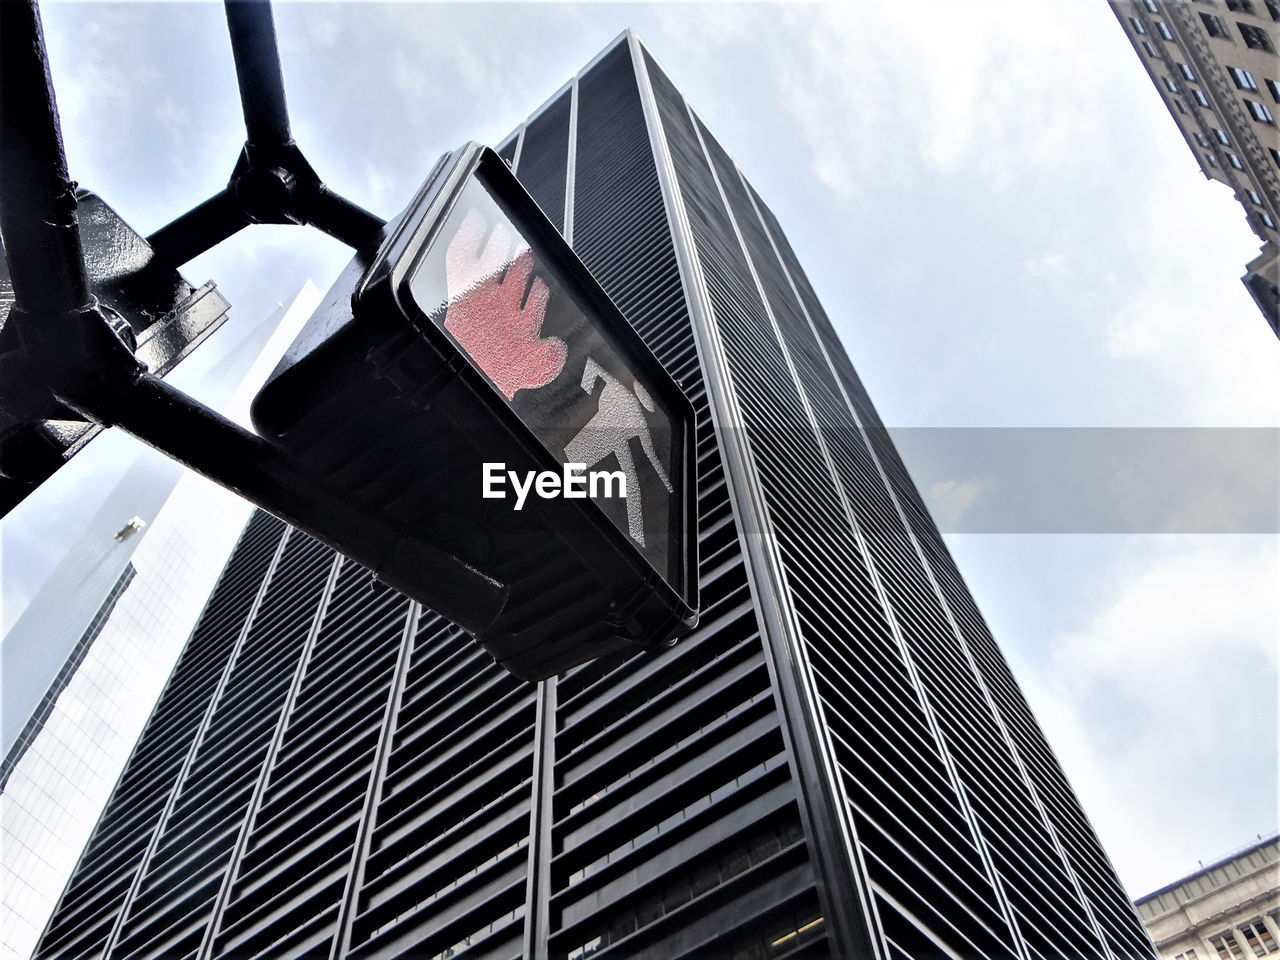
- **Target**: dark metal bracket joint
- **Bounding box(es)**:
[145,0,385,269]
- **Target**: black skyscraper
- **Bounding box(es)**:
[35,32,1156,960]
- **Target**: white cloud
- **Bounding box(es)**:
[1021,251,1071,280]
[1106,175,1280,426]
[151,96,190,134]
[1024,536,1279,895]
[929,476,991,528]
[747,1,1279,427]
[764,1,1122,205]
[364,162,396,211]
[296,5,344,49]
[46,7,161,127]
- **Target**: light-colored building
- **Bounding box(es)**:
[1110,0,1280,336]
[0,283,319,960]
[1,455,182,766]
[1135,835,1280,960]
[0,463,253,960]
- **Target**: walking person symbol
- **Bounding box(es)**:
[564,357,672,547]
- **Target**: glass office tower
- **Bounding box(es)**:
[34,33,1156,960]
[2,285,320,960]
[2,461,249,960]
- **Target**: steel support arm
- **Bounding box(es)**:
[307,186,387,248]
[146,0,384,267]
[225,0,292,150]
[56,373,507,636]
[145,189,248,274]
[0,0,92,317]
[0,0,509,638]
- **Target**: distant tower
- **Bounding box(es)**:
[1,284,319,960]
[1111,0,1280,336]
[34,34,1155,960]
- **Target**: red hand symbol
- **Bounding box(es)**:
[443,209,567,400]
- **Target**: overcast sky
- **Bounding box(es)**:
[2,0,1277,899]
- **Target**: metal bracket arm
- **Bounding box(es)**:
[146,0,385,268]
[0,0,508,636]
[56,371,508,636]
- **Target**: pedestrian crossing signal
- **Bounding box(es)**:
[252,143,698,680]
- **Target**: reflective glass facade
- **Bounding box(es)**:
[2,286,321,960]
[2,457,181,761]
[1,471,254,960]
[33,35,1155,960]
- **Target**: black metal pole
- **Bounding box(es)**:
[146,188,248,271]
[304,186,386,251]
[0,0,92,316]
[225,0,291,151]
[57,372,508,636]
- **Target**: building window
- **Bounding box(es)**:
[1271,147,1280,168]
[1158,20,1176,39]
[1229,151,1246,168]
[1175,98,1188,113]
[1265,78,1280,102]
[1180,62,1199,80]
[1213,932,1250,960]
[1245,924,1272,955]
[1195,131,1210,146]
[1143,39,1159,55]
[1267,0,1280,20]
[1262,922,1279,952]
[1131,16,1148,33]
[1226,0,1255,11]
[1165,76,1182,92]
[1247,99,1276,122]
[1239,22,1275,50]
[1214,127,1232,143]
[1261,213,1276,229]
[1202,12,1232,36]
[1248,188,1263,203]
[1241,920,1279,953]
[1230,66,1259,89]
[1194,88,1212,106]
[1207,152,1220,166]
[1144,0,1159,10]
[1232,931,1253,955]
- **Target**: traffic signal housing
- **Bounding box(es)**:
[252,143,699,680]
